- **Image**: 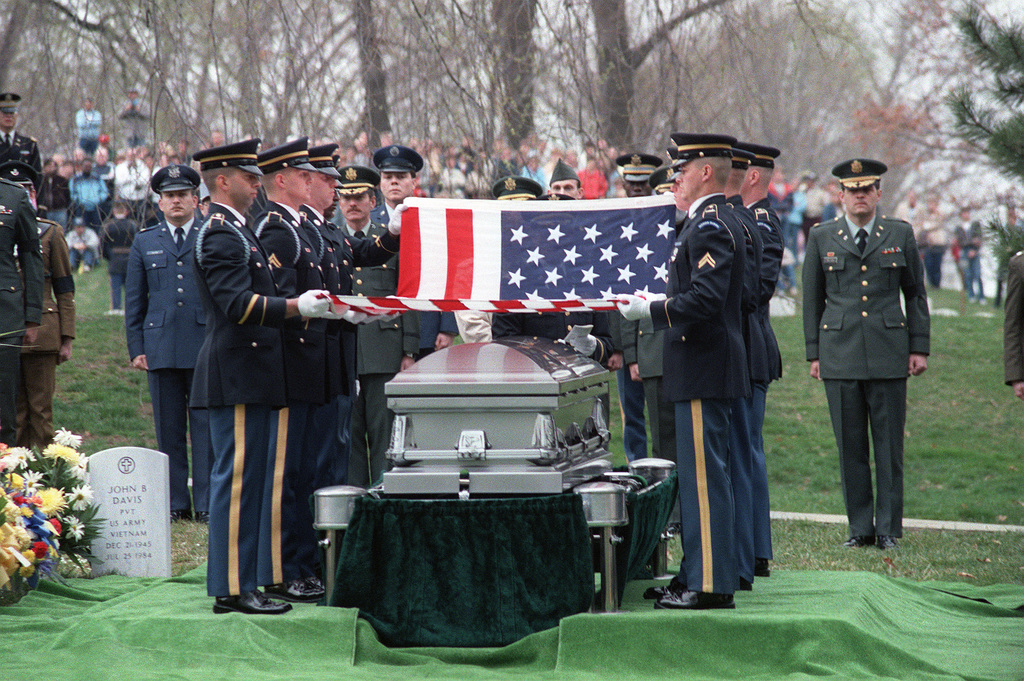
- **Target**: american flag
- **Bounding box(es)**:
[397,194,676,303]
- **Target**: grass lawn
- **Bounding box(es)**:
[54,265,1023,586]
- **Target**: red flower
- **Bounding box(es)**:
[50,518,62,534]
[32,541,49,559]
[12,494,26,505]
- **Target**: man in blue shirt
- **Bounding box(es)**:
[69,157,108,232]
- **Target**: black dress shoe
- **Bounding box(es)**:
[170,510,192,522]
[655,589,735,610]
[739,577,753,591]
[193,511,209,523]
[843,535,875,548]
[643,575,687,600]
[213,591,292,615]
[264,578,324,603]
[754,558,771,577]
[877,535,899,550]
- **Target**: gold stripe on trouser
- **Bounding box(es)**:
[690,400,714,592]
[228,405,247,595]
[270,408,289,585]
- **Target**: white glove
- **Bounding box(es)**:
[388,203,408,236]
[617,294,652,321]
[340,309,369,324]
[297,290,332,317]
[563,324,598,357]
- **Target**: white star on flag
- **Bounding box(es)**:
[581,266,598,284]
[654,263,668,282]
[526,247,544,265]
[617,264,635,284]
[601,286,616,298]
[510,225,527,244]
[657,220,674,239]
[635,243,654,262]
[547,224,565,243]
[565,288,580,299]
[584,224,600,243]
[563,245,581,265]
[545,268,563,285]
[526,290,543,300]
[507,268,525,287]
[620,222,638,240]
[599,244,617,263]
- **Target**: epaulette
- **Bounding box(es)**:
[195,213,250,269]
[701,203,719,217]
[753,208,773,231]
[880,215,911,227]
[138,223,158,232]
[255,212,301,267]
[37,217,59,228]
[0,178,19,189]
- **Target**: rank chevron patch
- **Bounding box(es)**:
[698,252,716,269]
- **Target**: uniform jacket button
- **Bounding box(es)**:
[861,265,868,271]
[251,342,258,347]
[861,311,868,317]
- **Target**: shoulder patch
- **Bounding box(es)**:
[696,219,721,231]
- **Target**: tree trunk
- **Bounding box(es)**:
[355,0,391,147]
[0,0,30,89]
[494,0,536,148]
[590,0,634,148]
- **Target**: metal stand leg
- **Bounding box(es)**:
[594,526,620,613]
[320,529,338,605]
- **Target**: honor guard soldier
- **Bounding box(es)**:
[803,159,929,551]
[0,162,73,449]
[347,145,421,488]
[0,94,42,183]
[735,141,784,577]
[125,163,212,522]
[491,175,543,200]
[619,133,748,610]
[190,138,337,615]
[723,146,766,592]
[253,137,333,603]
[614,152,668,461]
[648,166,674,196]
[330,163,403,486]
[0,158,43,445]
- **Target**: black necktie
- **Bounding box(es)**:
[856,230,867,254]
[175,228,184,249]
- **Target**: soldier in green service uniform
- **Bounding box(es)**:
[803,158,930,551]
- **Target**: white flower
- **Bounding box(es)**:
[64,515,85,540]
[70,458,89,481]
[21,469,44,493]
[53,428,83,449]
[1,447,34,470]
[66,484,94,511]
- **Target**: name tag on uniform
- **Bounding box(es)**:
[823,255,838,264]
[146,250,164,255]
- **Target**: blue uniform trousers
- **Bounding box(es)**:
[206,404,276,597]
[148,368,211,514]
[728,393,755,586]
[261,402,320,585]
[617,366,648,461]
[675,398,736,595]
[750,382,773,560]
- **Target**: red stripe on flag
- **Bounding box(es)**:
[396,207,421,297]
[445,208,475,299]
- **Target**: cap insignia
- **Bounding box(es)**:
[169,166,180,178]
[345,167,357,181]
[504,177,516,191]
[631,154,641,166]
[389,146,399,156]
[851,160,863,173]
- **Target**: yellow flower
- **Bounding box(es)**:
[8,473,24,489]
[20,564,34,577]
[41,444,80,465]
[20,507,33,518]
[36,487,67,515]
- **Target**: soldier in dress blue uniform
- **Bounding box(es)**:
[619,132,748,610]
[0,94,42,184]
[803,159,930,551]
[190,139,337,615]
[251,137,332,603]
[125,164,212,522]
[347,145,421,488]
[330,163,404,489]
[613,152,666,462]
[723,147,766,592]
[735,141,784,578]
[0,155,43,446]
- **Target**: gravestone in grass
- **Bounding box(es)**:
[89,447,172,577]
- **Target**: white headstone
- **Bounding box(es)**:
[89,447,172,578]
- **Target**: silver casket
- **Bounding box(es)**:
[383,338,613,496]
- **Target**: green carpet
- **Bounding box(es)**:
[3,566,1021,680]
